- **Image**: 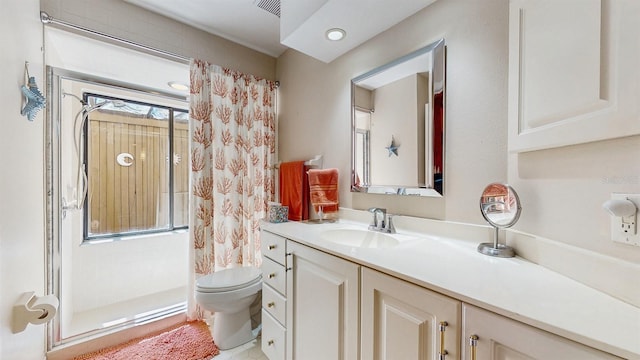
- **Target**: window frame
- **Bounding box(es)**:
[82,92,189,241]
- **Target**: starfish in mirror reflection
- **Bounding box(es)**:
[385,136,399,157]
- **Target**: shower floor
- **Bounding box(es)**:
[65,286,187,339]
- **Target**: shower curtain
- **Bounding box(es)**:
[188,59,277,319]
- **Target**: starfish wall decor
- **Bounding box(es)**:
[21,76,46,122]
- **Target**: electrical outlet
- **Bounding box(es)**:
[609,194,640,247]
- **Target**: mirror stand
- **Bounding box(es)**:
[477,227,515,258]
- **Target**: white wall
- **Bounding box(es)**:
[0,0,47,358]
[510,137,640,262]
[40,0,276,80]
[277,0,640,264]
[277,0,508,221]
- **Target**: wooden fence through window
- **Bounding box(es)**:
[87,112,189,236]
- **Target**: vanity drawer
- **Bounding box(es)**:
[262,257,286,295]
[261,230,287,265]
[262,282,286,325]
[262,309,286,360]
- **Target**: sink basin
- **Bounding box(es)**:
[319,229,399,248]
[301,219,337,224]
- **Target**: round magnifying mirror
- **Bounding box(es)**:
[478,183,522,257]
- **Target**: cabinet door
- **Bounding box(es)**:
[508,0,640,152]
[285,241,359,360]
[361,267,460,360]
[462,304,622,360]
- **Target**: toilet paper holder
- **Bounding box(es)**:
[12,291,59,333]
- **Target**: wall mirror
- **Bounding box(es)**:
[351,38,445,197]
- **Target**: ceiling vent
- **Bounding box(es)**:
[255,0,280,17]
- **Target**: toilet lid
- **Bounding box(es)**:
[196,267,262,293]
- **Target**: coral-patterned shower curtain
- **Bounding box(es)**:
[188,60,277,319]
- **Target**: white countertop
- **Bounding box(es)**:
[260,218,640,359]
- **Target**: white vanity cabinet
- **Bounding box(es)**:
[361,267,461,360]
[261,225,630,360]
[260,230,288,360]
[461,304,623,360]
[285,240,360,360]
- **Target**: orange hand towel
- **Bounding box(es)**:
[308,168,339,214]
[279,161,309,221]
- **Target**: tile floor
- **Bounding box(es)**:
[214,337,267,360]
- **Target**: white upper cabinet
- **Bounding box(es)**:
[508,0,640,152]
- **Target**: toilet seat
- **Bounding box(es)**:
[196,267,262,293]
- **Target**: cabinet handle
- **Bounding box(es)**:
[268,244,276,250]
[438,321,448,360]
[268,339,274,346]
[469,335,479,360]
[267,302,275,308]
[268,273,276,279]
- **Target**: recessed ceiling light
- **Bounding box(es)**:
[326,28,346,41]
[168,81,189,91]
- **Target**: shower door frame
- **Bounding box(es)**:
[45,66,188,350]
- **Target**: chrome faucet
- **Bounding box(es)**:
[368,207,396,233]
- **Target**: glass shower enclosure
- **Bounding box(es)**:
[45,67,189,348]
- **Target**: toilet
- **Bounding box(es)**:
[195,266,262,350]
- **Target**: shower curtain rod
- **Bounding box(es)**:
[40,11,191,65]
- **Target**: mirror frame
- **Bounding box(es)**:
[350,38,446,197]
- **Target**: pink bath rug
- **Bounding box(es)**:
[74,320,219,360]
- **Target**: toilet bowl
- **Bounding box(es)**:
[195,266,262,350]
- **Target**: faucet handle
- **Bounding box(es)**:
[367,207,378,229]
[367,207,387,215]
[385,214,396,234]
[368,207,386,229]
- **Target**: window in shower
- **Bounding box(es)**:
[83,94,189,240]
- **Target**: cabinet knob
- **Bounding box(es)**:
[268,339,275,346]
[268,244,276,250]
[268,273,276,279]
[267,302,275,308]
